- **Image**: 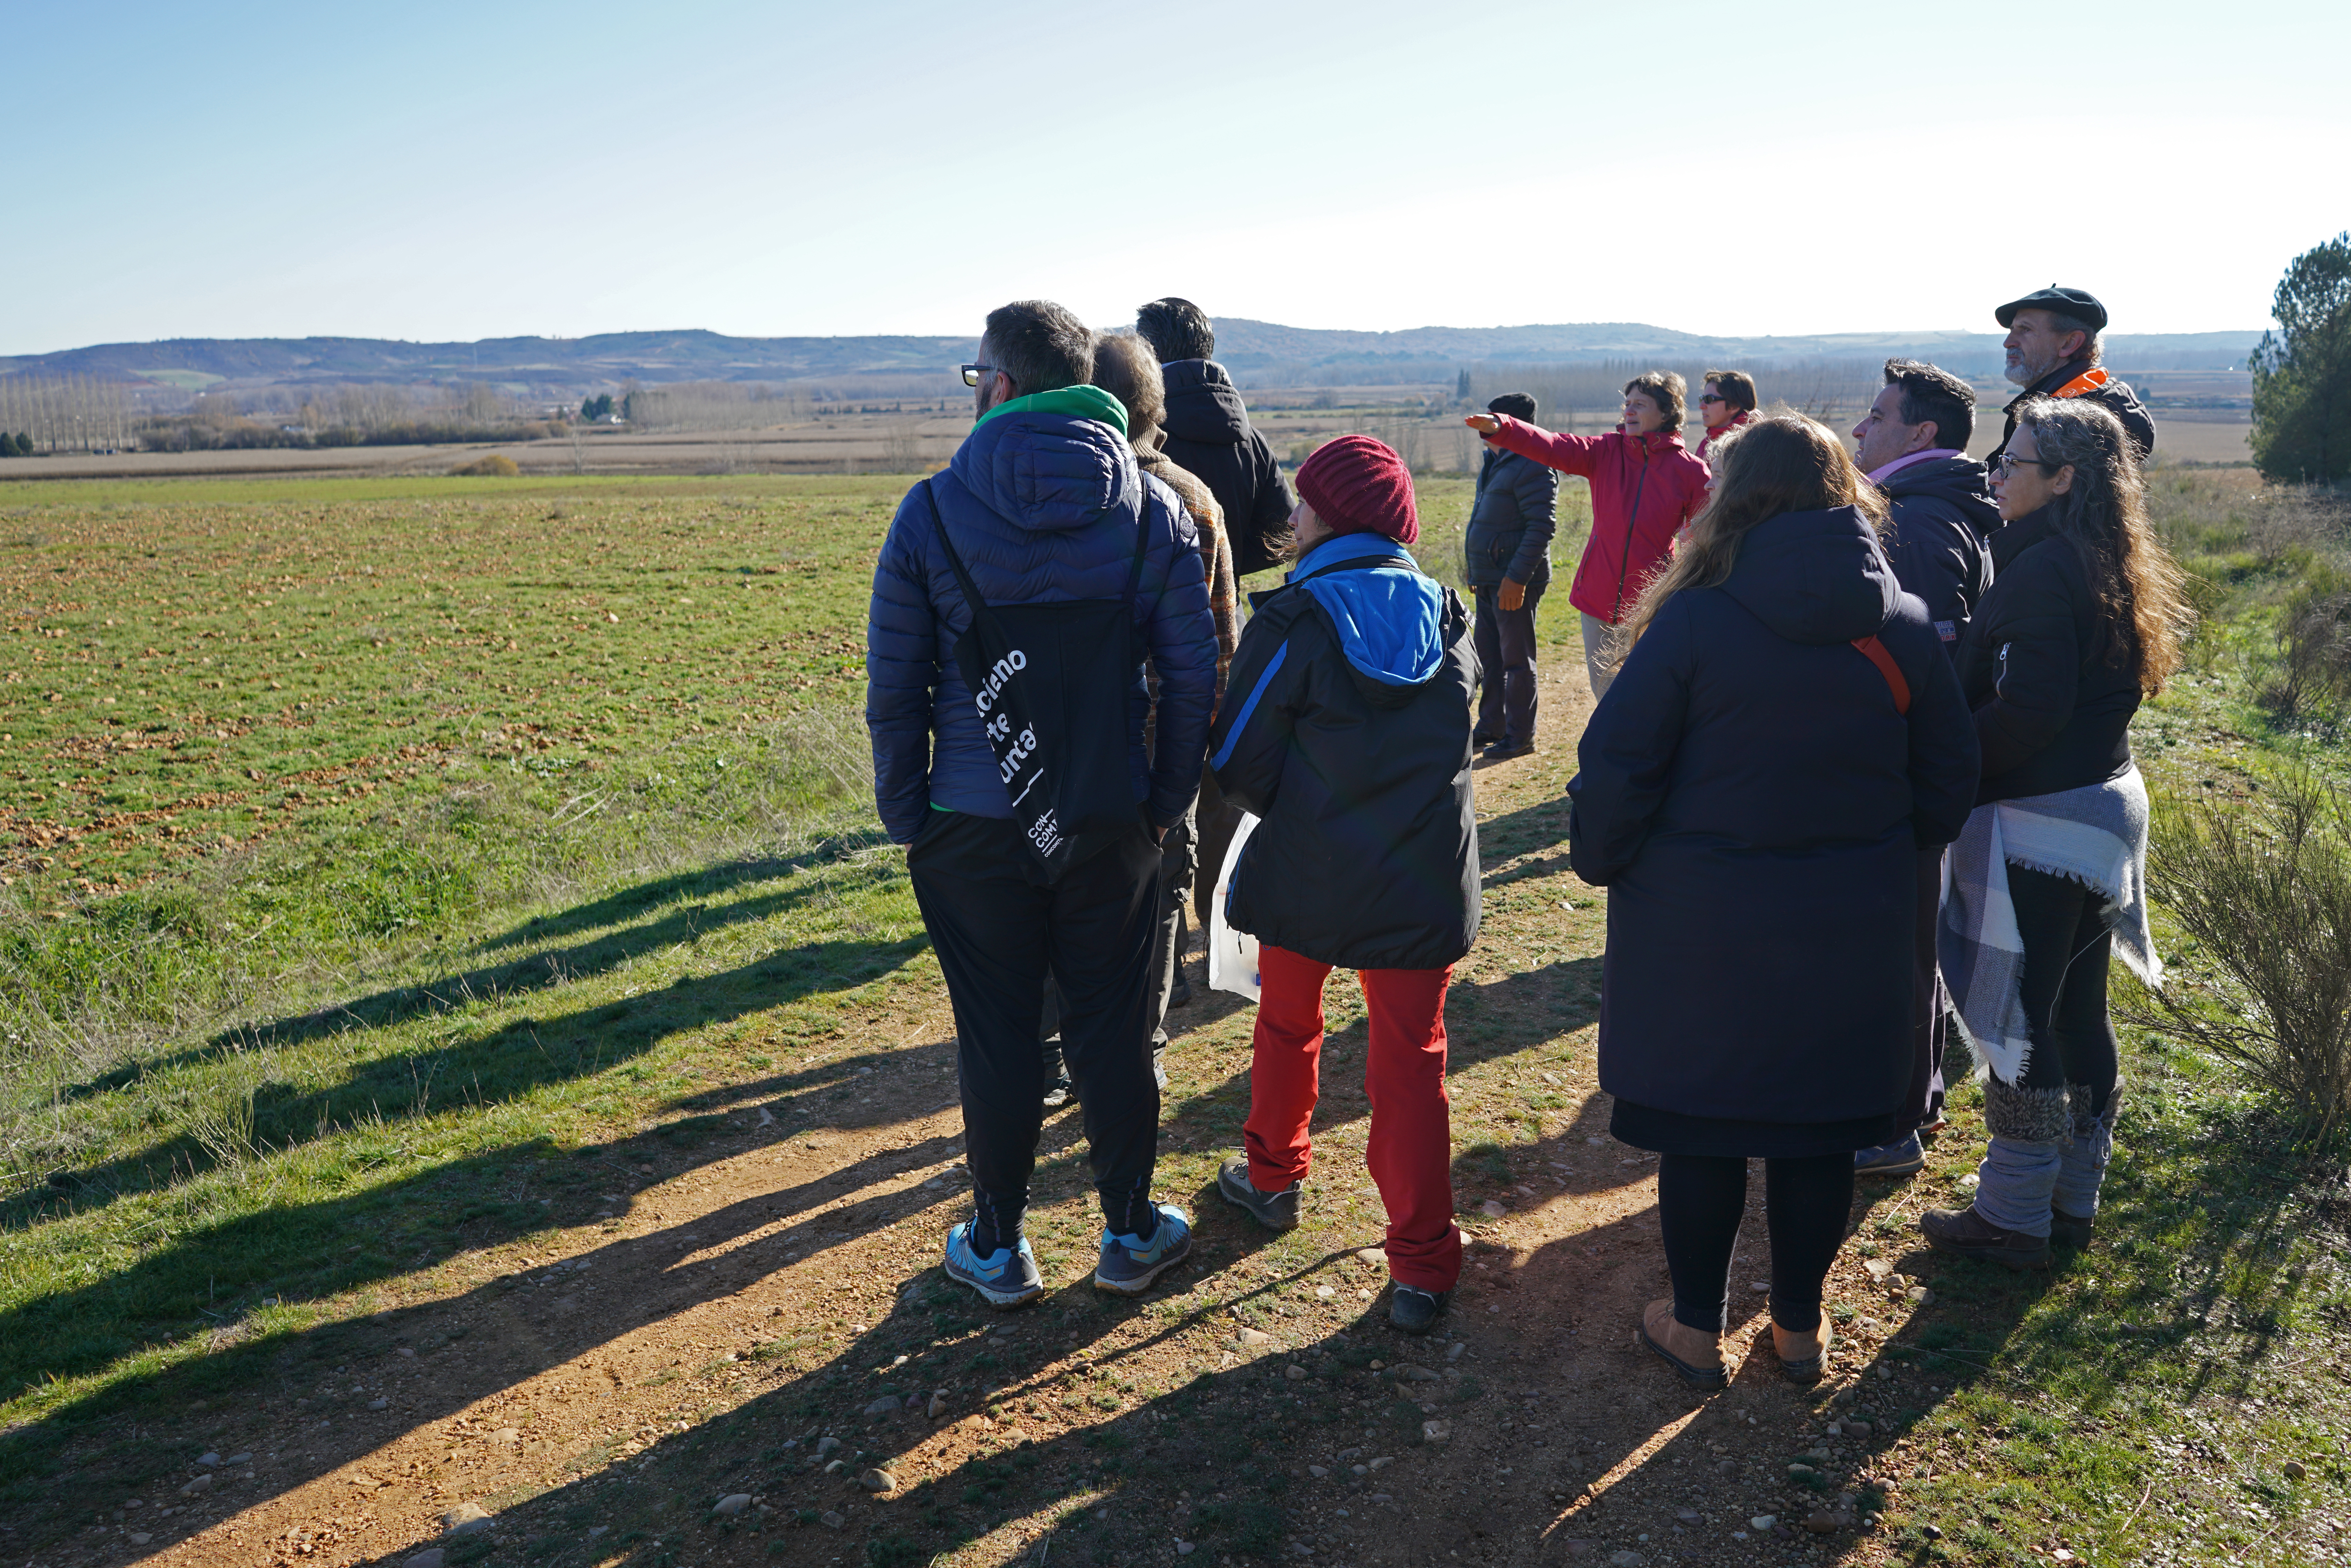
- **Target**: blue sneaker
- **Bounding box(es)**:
[1092,1202,1192,1296]
[1854,1132,1926,1177]
[942,1220,1044,1310]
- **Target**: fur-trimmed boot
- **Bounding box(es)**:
[2052,1081,2120,1247]
[1922,1075,2064,1270]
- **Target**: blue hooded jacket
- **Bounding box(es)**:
[1206,533,1481,970]
[864,393,1217,845]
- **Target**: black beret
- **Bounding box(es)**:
[1486,392,1537,422]
[1995,286,2108,332]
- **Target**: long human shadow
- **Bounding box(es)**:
[468,830,894,954]
[305,1095,1704,1568]
[7,927,931,1235]
[62,867,880,1114]
[0,1036,1026,1558]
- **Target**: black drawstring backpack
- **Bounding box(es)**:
[921,477,1151,882]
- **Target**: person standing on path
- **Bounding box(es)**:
[1463,392,1560,759]
[1569,416,1978,1388]
[1696,369,1758,461]
[865,300,1218,1308]
[1925,398,2190,1271]
[1846,357,2002,1180]
[1984,286,2156,469]
[1206,436,1481,1336]
[1466,372,1710,702]
[1137,297,1297,580]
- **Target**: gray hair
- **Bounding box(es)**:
[981,300,1093,396]
[1090,332,1164,439]
[2043,310,2104,367]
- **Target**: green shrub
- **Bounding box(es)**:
[2132,766,2351,1135]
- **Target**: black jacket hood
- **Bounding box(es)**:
[1161,359,1253,446]
[1721,505,1899,645]
[1884,456,2002,536]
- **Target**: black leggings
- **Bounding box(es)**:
[2006,865,2119,1112]
[1659,1152,1853,1335]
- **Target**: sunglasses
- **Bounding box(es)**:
[1697,394,1726,405]
[960,364,999,388]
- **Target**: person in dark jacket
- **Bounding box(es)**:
[865,300,1218,1309]
[1464,392,1560,757]
[1206,435,1481,1336]
[1467,372,1711,701]
[1923,398,2190,1271]
[1985,286,2156,468]
[1569,415,1978,1388]
[1843,357,2003,1179]
[1137,298,1296,579]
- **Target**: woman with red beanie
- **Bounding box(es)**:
[1204,435,1482,1334]
[1467,371,1712,701]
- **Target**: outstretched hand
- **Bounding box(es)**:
[1464,414,1501,436]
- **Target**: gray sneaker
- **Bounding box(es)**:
[1217,1157,1302,1231]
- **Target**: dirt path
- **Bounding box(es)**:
[111,655,1953,1568]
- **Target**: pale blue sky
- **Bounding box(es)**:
[6,0,2342,353]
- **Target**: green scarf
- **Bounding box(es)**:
[975,383,1129,435]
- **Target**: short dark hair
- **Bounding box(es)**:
[1702,369,1757,412]
[982,300,1093,396]
[1135,297,1216,363]
[1623,370,1686,426]
[1090,331,1164,435]
[1883,358,1976,450]
[1487,392,1537,422]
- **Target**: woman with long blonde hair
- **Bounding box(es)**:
[1569,415,1980,1387]
[1924,397,2190,1271]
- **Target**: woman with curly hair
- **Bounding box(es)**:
[1925,397,2192,1270]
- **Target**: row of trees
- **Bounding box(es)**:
[0,374,138,453]
[2252,230,2351,484]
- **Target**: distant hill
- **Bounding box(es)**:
[0,320,2267,393]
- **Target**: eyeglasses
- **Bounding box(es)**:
[960,364,999,388]
[1697,394,1725,405]
[1996,453,2060,477]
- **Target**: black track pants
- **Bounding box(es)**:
[907,810,1164,1248]
[1658,1152,1854,1335]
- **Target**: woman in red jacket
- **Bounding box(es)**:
[1467,372,1712,701]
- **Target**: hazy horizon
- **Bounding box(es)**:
[7,0,2341,353]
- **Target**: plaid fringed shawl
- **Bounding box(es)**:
[1938,765,2162,1084]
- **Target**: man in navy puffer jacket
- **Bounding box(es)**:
[865,299,1217,1309]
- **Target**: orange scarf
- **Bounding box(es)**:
[2049,367,2110,399]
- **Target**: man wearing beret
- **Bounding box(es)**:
[1205,435,1481,1336]
[1986,286,2156,468]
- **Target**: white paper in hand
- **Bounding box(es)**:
[1207,811,1263,1002]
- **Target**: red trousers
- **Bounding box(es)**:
[1243,945,1463,1292]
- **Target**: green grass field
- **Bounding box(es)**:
[3,468,2348,1567]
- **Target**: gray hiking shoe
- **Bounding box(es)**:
[1217,1157,1302,1231]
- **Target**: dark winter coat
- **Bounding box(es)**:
[1987,360,2156,468]
[1953,505,2143,806]
[1878,455,1999,653]
[1568,506,1979,1150]
[1159,359,1296,579]
[864,390,1218,845]
[1207,533,1481,972]
[1463,447,1560,590]
[1482,415,1712,624]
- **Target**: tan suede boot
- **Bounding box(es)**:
[1639,1296,1727,1388]
[1770,1317,1834,1385]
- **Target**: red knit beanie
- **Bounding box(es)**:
[1295,435,1418,546]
